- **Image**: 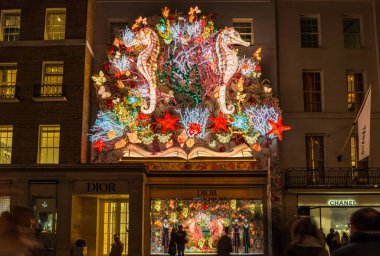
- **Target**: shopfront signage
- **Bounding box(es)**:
[328,199,357,206]
[73,181,128,194]
[87,182,116,193]
[197,189,217,197]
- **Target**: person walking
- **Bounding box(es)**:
[176,225,188,256]
[217,226,233,256]
[287,217,329,256]
[168,228,177,256]
[340,232,349,246]
[332,232,341,250]
[109,234,124,256]
[333,208,380,256]
[326,228,335,254]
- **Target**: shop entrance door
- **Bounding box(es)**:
[99,200,129,256]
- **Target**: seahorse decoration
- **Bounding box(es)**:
[125,28,160,114]
[216,28,250,114]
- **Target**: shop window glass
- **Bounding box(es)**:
[0,64,17,99]
[0,125,13,164]
[300,15,320,48]
[303,71,322,112]
[45,9,66,40]
[150,199,264,254]
[100,200,129,255]
[343,17,361,48]
[0,196,10,214]
[233,19,254,45]
[38,125,60,164]
[1,10,21,41]
[347,72,364,112]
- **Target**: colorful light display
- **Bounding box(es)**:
[90,6,290,160]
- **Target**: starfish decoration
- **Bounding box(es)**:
[93,140,106,152]
[136,113,151,127]
[156,112,180,133]
[209,112,229,132]
[266,116,291,141]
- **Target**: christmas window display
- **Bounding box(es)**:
[90,6,290,162]
[151,199,264,254]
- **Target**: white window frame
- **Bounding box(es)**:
[302,70,324,112]
[37,125,60,164]
[44,8,66,40]
[300,14,321,48]
[343,15,364,48]
[232,18,254,45]
[0,9,21,41]
[0,63,17,99]
[0,125,13,164]
[346,70,366,112]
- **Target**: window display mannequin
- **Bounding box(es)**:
[233,219,240,253]
[243,218,250,253]
[162,219,170,251]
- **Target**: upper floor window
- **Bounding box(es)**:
[0,125,13,164]
[0,63,17,99]
[343,17,361,48]
[0,10,21,41]
[45,9,66,40]
[232,18,254,45]
[303,71,322,112]
[306,135,324,169]
[41,62,63,96]
[38,125,60,164]
[109,22,128,43]
[347,72,364,112]
[300,15,320,48]
[350,135,368,169]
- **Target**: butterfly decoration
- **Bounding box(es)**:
[115,51,121,59]
[263,86,272,93]
[98,86,111,99]
[188,6,201,16]
[92,71,106,86]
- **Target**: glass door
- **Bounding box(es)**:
[99,200,129,256]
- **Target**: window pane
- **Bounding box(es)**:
[233,20,253,44]
[0,64,17,99]
[1,12,21,41]
[347,72,364,112]
[300,16,320,48]
[306,135,324,169]
[38,126,60,164]
[303,72,322,112]
[0,126,13,164]
[343,18,361,48]
[46,10,66,40]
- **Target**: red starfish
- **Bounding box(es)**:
[266,116,291,141]
[209,112,229,133]
[136,113,151,127]
[156,112,180,133]
[93,140,106,152]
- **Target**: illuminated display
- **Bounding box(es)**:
[90,6,290,161]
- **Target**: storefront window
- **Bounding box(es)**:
[151,199,264,254]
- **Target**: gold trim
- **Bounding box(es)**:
[120,156,256,163]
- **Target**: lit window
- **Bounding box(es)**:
[45,9,66,40]
[347,72,364,112]
[110,22,128,43]
[41,62,63,96]
[350,135,369,169]
[306,135,324,169]
[343,17,361,48]
[38,125,60,164]
[300,15,320,48]
[0,64,17,99]
[0,126,13,164]
[0,196,10,214]
[232,19,253,45]
[1,10,21,41]
[303,71,322,112]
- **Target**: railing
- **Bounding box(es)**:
[0,85,17,99]
[34,84,64,97]
[285,167,380,187]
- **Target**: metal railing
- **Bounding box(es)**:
[34,84,64,97]
[285,167,380,187]
[0,85,17,99]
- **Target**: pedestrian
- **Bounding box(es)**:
[217,226,233,256]
[176,225,188,256]
[109,234,124,256]
[340,232,349,246]
[168,228,177,256]
[333,208,380,256]
[287,217,329,256]
[332,231,341,250]
[326,228,335,253]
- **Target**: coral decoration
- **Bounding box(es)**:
[90,6,289,161]
[266,116,291,141]
[93,140,106,152]
[209,112,229,133]
[156,112,179,133]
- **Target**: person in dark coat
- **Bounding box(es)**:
[176,225,187,256]
[217,226,233,256]
[168,228,177,256]
[287,217,329,256]
[326,228,335,253]
[333,208,380,256]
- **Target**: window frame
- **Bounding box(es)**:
[37,125,60,164]
[350,135,369,169]
[302,70,324,112]
[346,71,365,112]
[44,8,66,40]
[300,14,321,48]
[305,134,325,170]
[0,63,17,99]
[0,9,21,42]
[0,125,13,164]
[232,18,254,45]
[41,61,64,97]
[343,16,363,49]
